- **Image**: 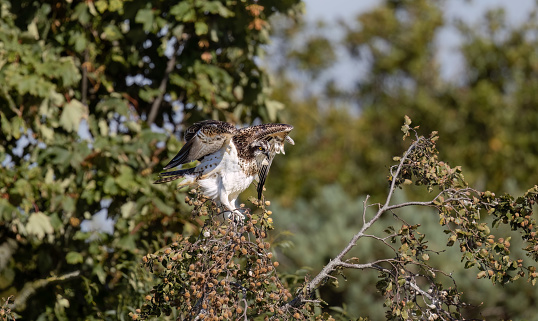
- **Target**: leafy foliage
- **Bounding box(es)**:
[0,0,301,319]
[135,194,308,320]
[0,297,18,321]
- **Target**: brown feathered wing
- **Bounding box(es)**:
[162,120,237,170]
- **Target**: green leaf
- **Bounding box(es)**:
[95,0,108,13]
[103,176,119,195]
[11,116,23,139]
[135,8,154,31]
[49,213,63,231]
[72,3,91,25]
[124,121,141,133]
[0,199,17,221]
[116,165,138,190]
[139,87,162,102]
[56,57,82,86]
[117,234,136,250]
[60,100,86,132]
[73,34,88,53]
[93,264,106,284]
[0,112,12,139]
[200,1,234,17]
[108,0,123,12]
[102,25,123,41]
[170,2,196,22]
[66,251,84,264]
[39,124,54,143]
[153,197,174,216]
[195,21,208,35]
[26,212,54,240]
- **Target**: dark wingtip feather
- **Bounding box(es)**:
[257,164,269,200]
[162,139,194,170]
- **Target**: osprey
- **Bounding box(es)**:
[155,120,294,219]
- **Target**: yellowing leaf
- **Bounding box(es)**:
[121,201,136,219]
[40,125,54,143]
[26,212,54,240]
[27,20,39,40]
[98,119,109,136]
[60,100,86,132]
[45,168,54,184]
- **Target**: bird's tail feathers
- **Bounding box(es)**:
[154,167,196,184]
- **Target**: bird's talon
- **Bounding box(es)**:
[226,209,245,224]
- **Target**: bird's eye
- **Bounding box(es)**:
[258,147,263,151]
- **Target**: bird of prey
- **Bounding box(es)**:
[154,120,294,220]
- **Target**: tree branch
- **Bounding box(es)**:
[10,270,80,311]
[82,49,89,106]
[147,39,181,125]
[287,138,428,308]
[304,139,420,294]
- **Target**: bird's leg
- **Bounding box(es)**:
[228,197,246,222]
[227,210,244,223]
[219,191,244,223]
[225,205,245,223]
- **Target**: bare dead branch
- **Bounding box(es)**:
[147,38,182,125]
[287,138,423,307]
[362,194,370,226]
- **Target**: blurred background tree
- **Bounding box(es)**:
[3,0,538,319]
[265,0,538,319]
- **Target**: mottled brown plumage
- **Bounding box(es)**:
[163,120,237,170]
[155,120,294,219]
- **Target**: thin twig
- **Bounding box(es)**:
[10,270,80,310]
[82,49,89,105]
[362,195,370,226]
[147,38,181,125]
[285,138,437,310]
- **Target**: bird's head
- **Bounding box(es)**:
[250,140,270,165]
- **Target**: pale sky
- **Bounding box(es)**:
[300,0,535,83]
[304,0,534,24]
